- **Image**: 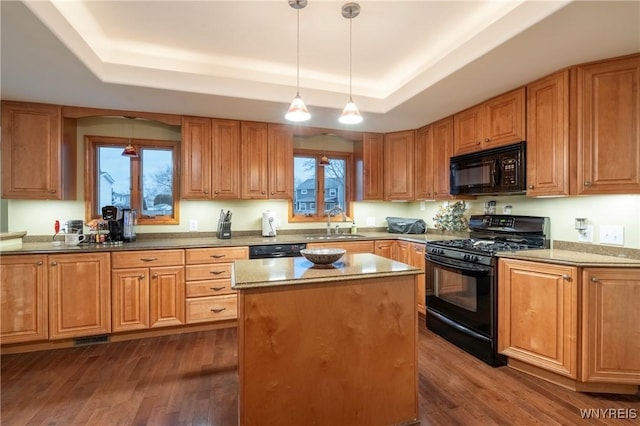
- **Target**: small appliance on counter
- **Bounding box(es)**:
[262,210,276,237]
[217,209,232,239]
[101,206,136,243]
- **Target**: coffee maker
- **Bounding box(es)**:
[102,206,136,242]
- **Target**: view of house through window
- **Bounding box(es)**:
[293,151,350,220]
[87,136,179,224]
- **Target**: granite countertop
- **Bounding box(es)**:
[0,231,462,255]
[232,252,423,289]
[497,249,640,267]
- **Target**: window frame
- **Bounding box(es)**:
[85,135,180,225]
[290,148,353,223]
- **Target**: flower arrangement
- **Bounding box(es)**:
[433,201,468,231]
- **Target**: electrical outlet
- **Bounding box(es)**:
[366,216,376,226]
[274,219,281,228]
[578,225,593,243]
[600,225,624,245]
[189,219,198,232]
[420,201,426,211]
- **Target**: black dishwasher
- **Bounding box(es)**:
[249,243,307,259]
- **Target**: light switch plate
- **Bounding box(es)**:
[600,225,624,245]
[189,219,198,231]
[366,216,376,226]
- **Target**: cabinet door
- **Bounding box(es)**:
[581,268,640,384]
[354,133,384,201]
[373,240,396,259]
[483,88,526,149]
[150,266,185,328]
[1,101,76,200]
[267,124,294,199]
[384,130,415,200]
[526,70,570,196]
[453,104,483,155]
[576,55,640,194]
[112,268,149,332]
[409,243,426,315]
[181,116,212,199]
[395,240,411,264]
[1,255,48,343]
[432,116,454,200]
[498,259,578,379]
[414,125,434,200]
[211,119,241,199]
[48,253,111,340]
[241,121,269,199]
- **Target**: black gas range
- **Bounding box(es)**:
[425,215,549,366]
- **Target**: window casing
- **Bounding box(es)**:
[291,149,353,222]
[85,136,180,225]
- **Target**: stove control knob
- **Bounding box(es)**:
[473,256,479,262]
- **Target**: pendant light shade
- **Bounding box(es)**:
[286,0,310,122]
[339,3,362,125]
[121,117,139,157]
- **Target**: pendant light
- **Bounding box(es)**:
[121,116,139,157]
[339,2,362,125]
[285,0,310,122]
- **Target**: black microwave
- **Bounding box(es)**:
[450,142,526,195]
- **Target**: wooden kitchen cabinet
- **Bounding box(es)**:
[354,132,384,201]
[526,70,571,196]
[185,246,248,324]
[373,239,396,259]
[1,255,48,344]
[581,268,640,385]
[414,124,434,200]
[1,101,77,200]
[432,116,455,200]
[498,258,579,379]
[267,124,294,199]
[409,243,426,315]
[395,240,411,264]
[48,253,111,340]
[453,88,526,155]
[384,130,415,200]
[574,54,640,194]
[181,116,241,199]
[111,250,185,332]
[306,240,374,254]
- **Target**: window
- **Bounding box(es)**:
[85,136,180,225]
[292,149,352,221]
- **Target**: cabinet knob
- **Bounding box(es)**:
[50,189,57,193]
[476,141,481,145]
[528,185,534,189]
[214,190,219,194]
[584,181,592,187]
[562,274,571,281]
[139,274,145,279]
[591,277,599,282]
[484,138,490,142]
[50,261,57,266]
[204,190,209,194]
[37,261,43,266]
[261,191,266,195]
[152,274,158,278]
[271,191,275,195]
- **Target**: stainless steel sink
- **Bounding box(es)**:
[305,234,365,240]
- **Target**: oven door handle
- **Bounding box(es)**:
[427,256,492,276]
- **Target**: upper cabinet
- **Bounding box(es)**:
[574,54,640,195]
[1,101,77,200]
[414,125,434,200]
[354,133,384,201]
[526,70,571,197]
[384,130,415,200]
[432,116,455,200]
[453,88,526,155]
[181,117,241,200]
[267,124,294,199]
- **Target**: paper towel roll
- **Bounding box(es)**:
[262,210,276,237]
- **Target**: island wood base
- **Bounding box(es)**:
[237,274,419,426]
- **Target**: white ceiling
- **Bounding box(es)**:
[1,1,639,133]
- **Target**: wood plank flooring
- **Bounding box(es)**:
[2,323,638,425]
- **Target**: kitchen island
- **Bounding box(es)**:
[232,253,422,426]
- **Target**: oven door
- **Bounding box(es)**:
[426,254,494,337]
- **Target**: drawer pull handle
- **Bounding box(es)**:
[210,254,226,259]
[210,270,224,275]
[211,307,226,313]
[210,286,225,291]
[140,257,158,262]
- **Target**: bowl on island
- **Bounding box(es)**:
[300,248,346,265]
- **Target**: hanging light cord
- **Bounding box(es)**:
[348,10,353,102]
[295,8,300,96]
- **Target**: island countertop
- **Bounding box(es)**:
[232,252,423,289]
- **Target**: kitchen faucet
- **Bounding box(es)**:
[326,206,347,235]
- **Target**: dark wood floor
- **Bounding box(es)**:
[2,323,638,425]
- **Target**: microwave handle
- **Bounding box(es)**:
[492,159,501,187]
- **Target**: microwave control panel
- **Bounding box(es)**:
[501,157,519,185]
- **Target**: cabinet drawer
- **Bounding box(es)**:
[186,247,248,264]
[112,250,184,268]
[186,295,237,323]
[186,280,235,297]
[186,264,232,281]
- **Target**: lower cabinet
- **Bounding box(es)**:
[48,253,111,340]
[111,250,185,332]
[498,258,640,392]
[373,240,396,258]
[1,255,48,343]
[409,243,426,315]
[185,246,248,323]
